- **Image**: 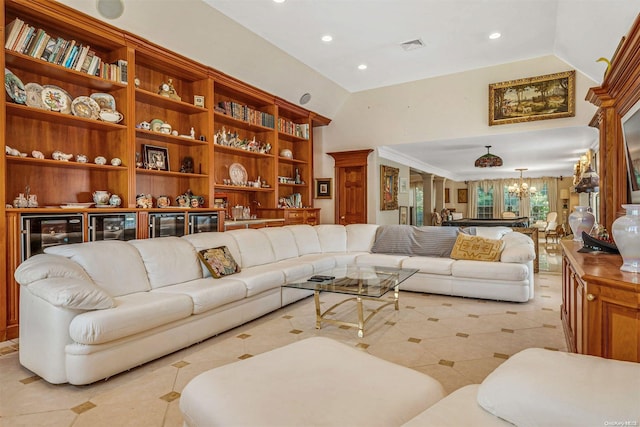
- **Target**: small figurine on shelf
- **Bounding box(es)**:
[180,156,194,173]
[52,150,73,161]
[136,194,153,208]
[135,152,144,168]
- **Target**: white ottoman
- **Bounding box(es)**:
[180,337,446,427]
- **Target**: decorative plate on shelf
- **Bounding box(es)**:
[150,118,164,132]
[25,83,46,109]
[71,96,101,119]
[5,68,26,104]
[90,92,116,111]
[41,85,72,114]
[229,163,248,186]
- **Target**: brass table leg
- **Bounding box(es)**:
[314,291,322,330]
[357,296,364,338]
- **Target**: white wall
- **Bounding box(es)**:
[318,55,599,223]
[57,0,349,119]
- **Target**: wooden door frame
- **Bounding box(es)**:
[328,149,373,224]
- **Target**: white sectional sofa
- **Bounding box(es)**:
[14,224,535,385]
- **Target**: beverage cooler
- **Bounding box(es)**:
[148,213,186,238]
[88,213,137,242]
[188,212,220,233]
[20,213,84,261]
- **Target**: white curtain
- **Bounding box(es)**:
[493,179,507,218]
[467,181,479,218]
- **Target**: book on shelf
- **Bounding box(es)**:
[40,37,57,62]
[74,45,90,71]
[17,25,35,54]
[80,50,95,73]
[117,59,128,84]
[12,23,32,52]
[33,34,51,61]
[4,17,24,50]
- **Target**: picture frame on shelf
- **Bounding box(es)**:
[381,165,399,211]
[143,144,169,171]
[194,95,205,107]
[399,206,409,225]
[488,70,575,126]
[315,178,332,199]
[457,188,468,203]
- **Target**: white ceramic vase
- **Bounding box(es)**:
[568,206,595,243]
[612,204,640,273]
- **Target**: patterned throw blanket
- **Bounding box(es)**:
[371,225,459,258]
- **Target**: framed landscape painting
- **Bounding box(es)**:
[489,70,575,126]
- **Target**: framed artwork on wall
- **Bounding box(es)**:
[457,188,468,203]
[314,178,332,199]
[445,188,450,204]
[380,165,399,210]
[399,177,408,193]
[489,70,575,126]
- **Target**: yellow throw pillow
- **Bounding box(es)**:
[198,246,240,278]
[450,233,505,262]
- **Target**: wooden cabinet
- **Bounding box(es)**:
[0,0,331,340]
[561,241,640,362]
[257,208,320,225]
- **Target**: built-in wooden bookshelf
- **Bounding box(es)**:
[0,0,331,340]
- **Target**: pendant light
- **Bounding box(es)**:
[474,145,503,168]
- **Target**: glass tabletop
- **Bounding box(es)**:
[284,265,418,298]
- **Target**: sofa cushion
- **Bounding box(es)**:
[231,265,285,297]
[371,225,459,257]
[475,226,513,239]
[128,237,202,288]
[401,256,455,275]
[477,348,640,427]
[297,254,337,272]
[152,278,246,314]
[259,227,299,261]
[450,234,505,262]
[315,224,347,253]
[182,232,243,276]
[26,277,114,310]
[355,253,409,268]
[197,246,240,278]
[273,259,314,283]
[346,223,380,252]
[451,260,529,281]
[14,253,92,285]
[285,224,322,255]
[500,232,536,263]
[45,241,151,297]
[69,292,193,345]
[228,229,276,268]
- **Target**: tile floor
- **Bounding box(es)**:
[0,242,565,426]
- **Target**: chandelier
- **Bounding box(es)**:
[508,168,537,198]
[474,145,503,168]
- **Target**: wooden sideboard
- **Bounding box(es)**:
[561,240,640,363]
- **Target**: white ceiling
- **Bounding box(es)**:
[202,0,639,180]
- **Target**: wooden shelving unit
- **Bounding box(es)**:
[0,0,331,340]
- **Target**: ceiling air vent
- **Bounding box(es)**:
[400,38,425,51]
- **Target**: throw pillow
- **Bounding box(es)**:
[450,233,504,262]
[198,246,240,278]
[371,225,459,257]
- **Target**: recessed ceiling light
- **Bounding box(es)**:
[489,32,501,40]
[358,64,367,70]
[321,35,333,43]
[273,0,285,3]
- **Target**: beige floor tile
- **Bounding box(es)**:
[0,410,77,427]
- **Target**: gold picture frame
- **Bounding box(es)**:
[489,70,575,126]
[314,178,332,199]
[381,165,399,210]
[457,188,468,204]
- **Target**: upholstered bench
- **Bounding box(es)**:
[179,337,446,427]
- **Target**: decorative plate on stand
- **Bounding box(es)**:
[41,85,72,114]
[25,83,46,109]
[71,96,101,119]
[5,68,26,104]
[229,163,247,185]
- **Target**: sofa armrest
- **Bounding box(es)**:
[25,277,114,310]
[15,253,92,285]
[500,233,535,263]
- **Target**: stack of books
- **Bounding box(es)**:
[4,18,127,84]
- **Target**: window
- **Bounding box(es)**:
[529,183,549,221]
[477,187,493,218]
[503,187,521,216]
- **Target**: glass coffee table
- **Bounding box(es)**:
[284,265,418,338]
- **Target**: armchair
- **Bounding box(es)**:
[533,212,558,242]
